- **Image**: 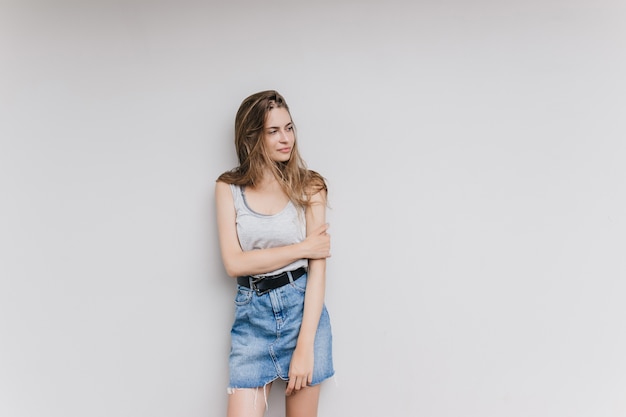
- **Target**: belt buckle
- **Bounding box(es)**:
[250,277,270,296]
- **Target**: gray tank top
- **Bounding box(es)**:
[230,184,308,277]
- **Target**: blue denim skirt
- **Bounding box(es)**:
[228,273,334,389]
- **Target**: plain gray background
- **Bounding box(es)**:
[1,0,625,416]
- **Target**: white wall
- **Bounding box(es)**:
[2,1,625,416]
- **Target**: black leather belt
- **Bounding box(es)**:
[237,267,306,295]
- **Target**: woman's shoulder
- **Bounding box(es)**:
[215,179,232,188]
[215,180,236,199]
[305,169,327,193]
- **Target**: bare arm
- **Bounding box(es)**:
[286,188,328,395]
[215,180,330,277]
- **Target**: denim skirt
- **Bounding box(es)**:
[228,273,334,389]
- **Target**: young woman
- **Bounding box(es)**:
[215,90,334,417]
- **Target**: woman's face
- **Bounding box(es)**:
[263,107,295,163]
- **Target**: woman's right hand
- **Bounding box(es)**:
[301,223,331,259]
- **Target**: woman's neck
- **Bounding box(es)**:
[253,169,281,191]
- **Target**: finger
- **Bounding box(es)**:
[286,379,295,396]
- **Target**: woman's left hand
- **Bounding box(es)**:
[286,345,314,395]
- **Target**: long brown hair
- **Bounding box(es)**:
[217,90,326,208]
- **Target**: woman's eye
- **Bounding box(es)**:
[287,126,293,131]
[268,130,277,134]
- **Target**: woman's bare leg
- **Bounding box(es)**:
[227,383,272,417]
[285,384,321,417]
